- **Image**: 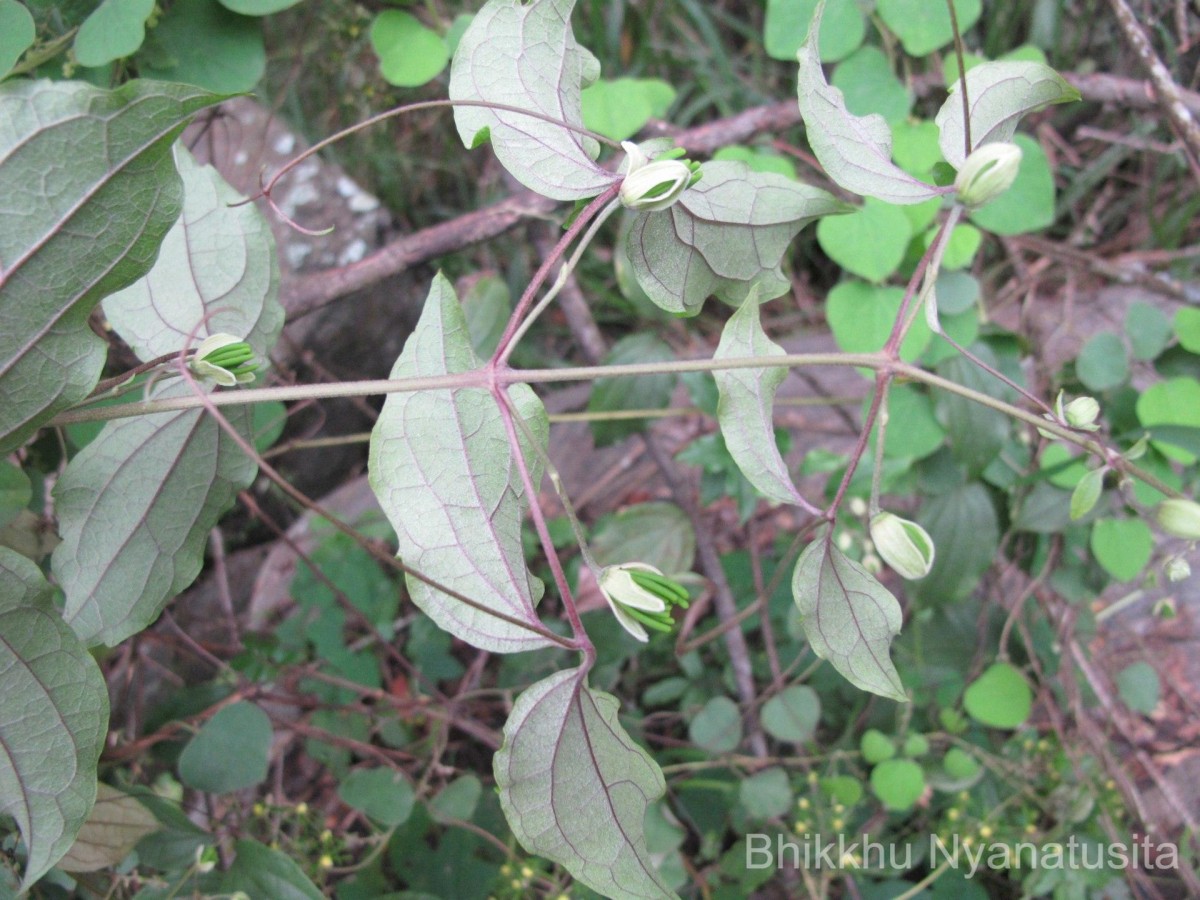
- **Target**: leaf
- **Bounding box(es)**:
[877,0,981,57]
[589,502,696,576]
[221,839,325,900]
[218,0,305,14]
[713,292,809,508]
[936,61,1080,169]
[761,685,820,742]
[0,460,30,529]
[826,281,931,362]
[138,0,266,94]
[1137,376,1200,464]
[104,144,283,361]
[689,696,743,754]
[52,380,258,646]
[338,769,415,827]
[460,274,511,358]
[967,133,1055,235]
[830,46,912,125]
[0,548,109,891]
[0,79,222,452]
[586,333,676,446]
[1090,517,1153,582]
[58,784,159,873]
[178,702,272,794]
[963,662,1031,728]
[626,161,845,315]
[816,197,912,283]
[494,667,675,899]
[429,774,482,823]
[1173,306,1200,354]
[764,0,864,63]
[913,481,999,603]
[0,0,35,78]
[795,1,944,204]
[791,535,906,701]
[371,10,449,88]
[934,349,1010,476]
[448,0,617,201]
[74,0,156,67]
[368,274,554,653]
[869,759,925,811]
[581,77,676,142]
[1069,467,1104,521]
[739,768,792,819]
[1127,302,1172,361]
[1115,661,1159,715]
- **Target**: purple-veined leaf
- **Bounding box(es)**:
[0,79,223,452]
[0,548,109,890]
[368,274,554,653]
[796,0,944,204]
[714,287,814,510]
[625,161,844,315]
[103,143,283,361]
[449,0,618,201]
[495,667,676,899]
[936,61,1080,169]
[791,534,907,701]
[52,380,257,647]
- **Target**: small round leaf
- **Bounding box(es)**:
[963,663,1032,729]
[371,11,449,88]
[762,685,821,743]
[178,703,272,793]
[338,769,416,827]
[1090,517,1153,582]
[689,696,743,754]
[870,759,925,811]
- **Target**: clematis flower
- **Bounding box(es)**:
[1155,498,1200,540]
[954,142,1022,208]
[190,333,259,386]
[618,141,701,212]
[598,562,690,641]
[869,512,936,580]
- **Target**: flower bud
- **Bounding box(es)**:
[1155,498,1200,540]
[619,140,695,212]
[190,333,259,386]
[1165,557,1191,583]
[598,562,690,641]
[869,512,936,580]
[1063,396,1100,431]
[954,142,1022,208]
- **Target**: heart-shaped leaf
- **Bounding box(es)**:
[625,161,844,315]
[0,548,109,890]
[714,289,815,510]
[936,61,1079,169]
[449,0,618,201]
[0,79,223,452]
[495,667,676,899]
[791,534,906,701]
[368,274,554,653]
[795,0,945,204]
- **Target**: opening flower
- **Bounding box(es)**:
[954,142,1022,208]
[598,562,690,641]
[869,512,936,580]
[190,333,260,386]
[618,141,701,212]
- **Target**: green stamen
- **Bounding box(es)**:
[629,570,690,605]
[623,607,675,633]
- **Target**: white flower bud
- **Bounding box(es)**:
[954,142,1022,208]
[190,333,258,386]
[1165,557,1191,583]
[598,563,689,641]
[870,512,936,580]
[1063,396,1100,431]
[1155,498,1200,540]
[619,140,693,212]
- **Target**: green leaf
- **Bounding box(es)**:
[0,460,31,529]
[713,292,811,508]
[830,46,911,125]
[0,549,109,891]
[104,144,283,361]
[139,0,266,93]
[449,0,616,201]
[178,702,272,793]
[1137,376,1200,464]
[712,145,797,179]
[74,0,155,67]
[494,667,675,899]
[429,775,482,823]
[875,385,945,460]
[221,839,324,900]
[52,383,257,649]
[1174,306,1200,354]
[338,769,416,827]
[963,662,1031,728]
[0,79,222,452]
[913,482,999,603]
[942,747,980,780]
[967,134,1055,235]
[0,0,34,79]
[739,768,793,819]
[368,274,553,653]
[820,775,863,805]
[791,535,906,701]
[877,0,981,57]
[370,10,449,88]
[891,120,944,177]
[817,197,912,282]
[1126,302,1172,361]
[1090,517,1152,582]
[764,0,863,63]
[936,61,1080,169]
[581,77,676,142]
[761,685,820,743]
[460,275,511,358]
[590,501,696,576]
[795,1,944,204]
[825,281,932,362]
[934,350,1009,475]
[689,696,743,754]
[860,728,896,764]
[1076,331,1129,392]
[626,161,845,315]
[58,784,159,873]
[218,0,304,14]
[870,759,925,811]
[1069,467,1104,520]
[1115,661,1159,715]
[587,333,675,445]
